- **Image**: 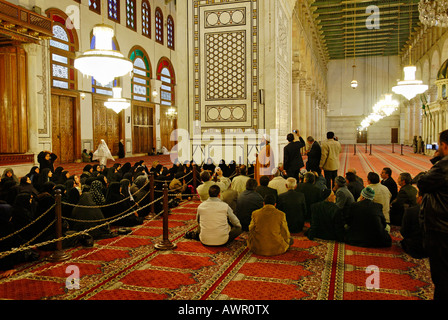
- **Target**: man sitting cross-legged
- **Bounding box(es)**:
[196,185,242,247]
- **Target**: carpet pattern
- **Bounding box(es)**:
[0,145,436,300]
[0,200,434,300]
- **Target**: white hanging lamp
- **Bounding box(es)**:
[392,5,428,100]
[74,24,133,86]
[104,87,130,114]
[392,65,428,100]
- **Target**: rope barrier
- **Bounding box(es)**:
[0,194,164,260]
[0,202,167,286]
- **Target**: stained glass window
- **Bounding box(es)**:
[48,10,78,90]
[89,0,101,14]
[167,15,174,50]
[126,0,136,31]
[157,58,175,106]
[130,48,152,102]
[108,0,120,23]
[142,0,151,38]
[155,7,163,44]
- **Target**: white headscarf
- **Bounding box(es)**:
[92,140,115,162]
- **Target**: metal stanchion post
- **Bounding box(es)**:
[150,172,155,215]
[155,183,177,251]
[354,144,357,155]
[392,143,395,153]
[48,189,71,262]
[401,144,404,156]
[193,165,197,189]
[370,144,372,156]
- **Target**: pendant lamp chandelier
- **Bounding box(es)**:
[419,0,448,28]
[75,24,133,86]
[350,2,358,89]
[392,5,428,100]
[392,64,428,100]
[104,87,130,114]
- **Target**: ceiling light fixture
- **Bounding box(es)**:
[75,24,133,86]
[104,87,130,114]
[419,0,448,28]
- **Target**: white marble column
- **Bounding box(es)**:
[299,79,308,137]
[22,42,40,162]
[291,76,301,131]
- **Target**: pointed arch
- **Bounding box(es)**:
[155,7,164,45]
[129,46,153,102]
[46,8,79,90]
[157,57,176,105]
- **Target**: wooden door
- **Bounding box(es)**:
[92,96,122,156]
[0,46,28,154]
[51,94,75,164]
[160,106,178,151]
[391,128,399,144]
[357,128,368,144]
[133,104,155,154]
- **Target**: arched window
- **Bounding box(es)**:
[89,0,101,14]
[47,10,78,90]
[155,7,163,45]
[157,57,175,106]
[126,0,137,31]
[167,15,175,50]
[90,35,119,96]
[142,0,151,38]
[129,47,152,102]
[108,0,120,23]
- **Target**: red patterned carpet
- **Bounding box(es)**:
[0,145,436,301]
[0,199,434,301]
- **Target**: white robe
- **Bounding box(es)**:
[92,140,115,166]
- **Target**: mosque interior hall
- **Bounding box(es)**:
[0,0,446,302]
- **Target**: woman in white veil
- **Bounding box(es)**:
[92,140,115,167]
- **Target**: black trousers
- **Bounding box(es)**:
[324,170,338,190]
[425,230,448,300]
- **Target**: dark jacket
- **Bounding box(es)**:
[255,185,278,203]
[283,138,306,175]
[306,201,344,242]
[306,141,322,173]
[381,177,398,201]
[390,184,418,226]
[400,205,428,259]
[236,190,264,231]
[418,155,448,234]
[277,190,306,233]
[347,180,363,201]
[296,182,323,221]
[345,199,392,248]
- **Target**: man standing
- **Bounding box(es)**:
[283,131,306,180]
[196,185,242,247]
[320,132,342,189]
[418,130,448,300]
[306,136,321,174]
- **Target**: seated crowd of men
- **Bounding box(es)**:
[194,164,425,260]
[0,151,425,279]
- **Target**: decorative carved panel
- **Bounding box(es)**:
[193,0,259,130]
